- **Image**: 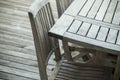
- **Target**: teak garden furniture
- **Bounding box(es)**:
[49,0,120,80]
[28,0,114,80]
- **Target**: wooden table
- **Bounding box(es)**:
[49,0,120,79]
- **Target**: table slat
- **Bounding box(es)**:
[103,0,118,23]
[87,25,100,38]
[112,1,120,25]
[65,0,87,16]
[116,31,120,45]
[106,29,118,43]
[95,0,111,21]
[96,27,109,41]
[79,0,95,16]
[68,20,82,33]
[87,0,103,18]
[77,22,91,36]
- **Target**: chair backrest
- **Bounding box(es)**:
[28,0,58,80]
[56,0,73,17]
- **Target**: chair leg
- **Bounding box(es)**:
[113,55,120,80]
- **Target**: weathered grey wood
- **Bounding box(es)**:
[95,0,111,21]
[0,44,35,55]
[96,27,109,41]
[75,15,120,30]
[0,29,33,41]
[112,1,120,25]
[0,65,40,79]
[77,22,91,36]
[0,23,32,37]
[65,0,87,16]
[56,0,73,17]
[116,31,120,45]
[0,34,33,45]
[103,0,118,23]
[28,0,115,80]
[0,59,39,73]
[0,0,30,8]
[65,0,120,25]
[87,25,100,38]
[49,0,120,79]
[0,1,28,11]
[0,72,37,80]
[68,20,82,33]
[0,0,52,79]
[0,38,32,48]
[0,48,37,60]
[55,61,113,80]
[0,53,38,66]
[0,17,30,28]
[0,7,27,18]
[64,32,120,55]
[29,0,61,80]
[0,12,29,22]
[62,39,73,61]
[63,32,120,79]
[0,18,31,30]
[87,0,103,18]
[49,14,74,39]
[0,0,32,6]
[79,0,95,16]
[106,29,118,43]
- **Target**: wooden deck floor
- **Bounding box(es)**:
[0,0,58,80]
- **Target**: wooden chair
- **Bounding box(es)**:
[28,0,113,80]
[56,0,73,17]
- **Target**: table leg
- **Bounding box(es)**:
[114,55,120,80]
[54,39,61,61]
[62,39,73,61]
[54,46,61,61]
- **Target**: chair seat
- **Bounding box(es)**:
[55,61,113,80]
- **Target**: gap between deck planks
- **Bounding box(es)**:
[0,0,58,80]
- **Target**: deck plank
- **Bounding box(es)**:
[0,0,58,80]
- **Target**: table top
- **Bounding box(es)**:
[49,0,120,54]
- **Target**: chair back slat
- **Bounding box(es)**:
[46,3,55,26]
[56,0,73,17]
[34,3,55,62]
[28,1,57,80]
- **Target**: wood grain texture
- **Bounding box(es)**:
[56,0,73,17]
[28,0,62,80]
[0,0,58,80]
[49,0,120,79]
[55,61,113,80]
